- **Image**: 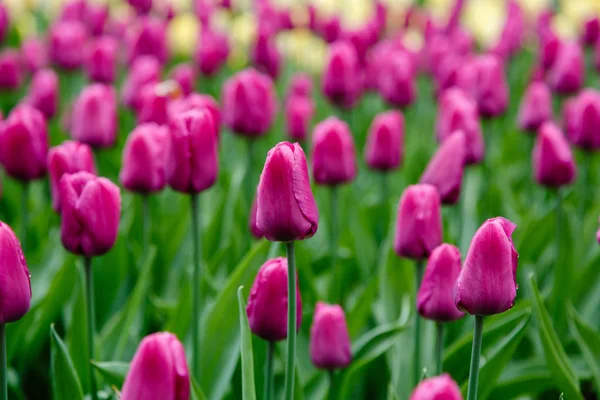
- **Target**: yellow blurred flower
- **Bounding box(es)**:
[228,13,257,69]
[515,0,551,21]
[278,29,327,75]
[167,12,199,57]
[463,0,505,47]
[426,0,454,26]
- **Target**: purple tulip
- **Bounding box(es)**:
[168,93,221,137]
[378,50,416,108]
[518,81,552,132]
[454,217,518,315]
[246,257,302,341]
[249,196,263,239]
[86,3,109,36]
[285,95,313,142]
[322,41,362,109]
[364,110,404,172]
[59,171,121,257]
[71,84,117,148]
[394,184,443,260]
[563,89,600,150]
[195,27,229,77]
[548,41,584,94]
[169,63,196,96]
[310,302,352,370]
[121,332,190,400]
[85,36,118,84]
[410,374,463,400]
[540,33,561,72]
[251,29,281,79]
[50,21,88,70]
[0,4,8,45]
[287,74,313,98]
[25,68,59,120]
[121,56,161,111]
[127,0,153,15]
[126,17,168,65]
[311,117,357,186]
[533,122,576,188]
[0,49,23,91]
[21,38,49,73]
[468,54,509,117]
[137,84,170,126]
[490,0,524,59]
[582,16,600,46]
[0,221,31,324]
[256,142,319,242]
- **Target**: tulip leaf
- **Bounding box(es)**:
[528,275,583,400]
[191,377,209,400]
[568,305,600,397]
[50,324,84,400]
[490,360,554,399]
[237,286,257,400]
[66,263,90,392]
[90,361,129,388]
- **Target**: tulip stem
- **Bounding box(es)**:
[142,195,151,252]
[328,370,336,400]
[467,315,484,400]
[436,322,444,375]
[84,257,98,400]
[264,341,274,400]
[21,182,28,252]
[246,139,256,211]
[0,324,6,400]
[413,260,424,387]
[284,241,296,400]
[329,187,340,304]
[551,190,567,331]
[579,152,591,221]
[191,193,202,381]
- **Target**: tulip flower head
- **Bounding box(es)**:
[285,95,314,142]
[0,4,8,45]
[518,81,552,132]
[71,83,118,148]
[310,302,352,370]
[121,55,161,111]
[322,40,362,109]
[364,110,404,172]
[25,68,59,120]
[410,374,463,400]
[533,122,576,188]
[127,0,153,15]
[168,93,221,136]
[311,117,357,186]
[0,222,31,324]
[377,50,416,108]
[85,36,118,84]
[21,38,49,73]
[169,63,195,97]
[548,41,584,94]
[563,89,600,151]
[251,29,281,79]
[0,49,23,91]
[468,55,509,118]
[126,16,168,65]
[49,21,88,70]
[287,74,313,98]
[195,27,230,77]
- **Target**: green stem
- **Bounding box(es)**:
[142,195,151,252]
[436,323,444,375]
[191,193,202,380]
[84,257,98,400]
[264,341,274,400]
[329,187,340,304]
[21,182,28,252]
[551,191,567,331]
[467,315,484,400]
[246,139,256,211]
[579,152,591,221]
[328,370,336,400]
[0,324,6,400]
[413,260,424,387]
[284,241,296,400]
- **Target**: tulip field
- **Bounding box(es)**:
[2,0,600,399]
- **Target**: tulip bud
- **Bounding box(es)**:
[256,142,319,242]
[0,4,8,45]
[50,21,88,70]
[121,332,190,400]
[394,184,443,260]
[0,49,23,91]
[195,27,229,76]
[378,50,416,108]
[540,33,560,71]
[86,3,108,37]
[168,93,221,136]
[21,38,49,73]
[454,217,518,315]
[137,84,170,126]
[311,117,357,185]
[548,41,584,94]
[251,29,281,79]
[25,68,59,120]
[127,0,153,15]
[48,141,96,212]
[169,63,195,97]
[246,257,302,341]
[563,89,600,150]
[126,16,168,65]
[0,105,48,181]
[71,83,117,148]
[121,55,161,111]
[410,374,463,400]
[582,16,600,46]
[417,244,464,322]
[285,96,313,142]
[0,222,31,324]
[471,55,509,118]
[59,0,86,22]
[364,110,404,172]
[167,109,218,194]
[287,74,313,98]
[322,41,362,109]
[533,122,576,188]
[309,302,352,370]
[85,36,118,84]
[518,81,552,132]
[249,196,263,239]
[420,131,466,205]
[222,68,278,138]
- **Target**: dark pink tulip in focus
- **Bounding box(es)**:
[0,105,48,181]
[547,41,584,94]
[249,196,263,239]
[251,29,281,79]
[322,41,362,109]
[518,81,552,132]
[120,123,171,193]
[364,110,404,172]
[563,89,600,150]
[121,55,161,111]
[0,222,31,324]
[256,142,318,242]
[195,27,229,76]
[48,141,96,212]
[126,17,168,65]
[582,16,600,46]
[410,374,463,400]
[169,63,196,97]
[246,257,301,341]
[59,171,121,257]
[417,244,464,322]
[127,0,153,15]
[310,302,352,370]
[285,95,313,142]
[121,332,190,400]
[25,68,59,120]
[454,217,518,315]
[85,36,118,84]
[394,184,442,260]
[71,84,117,148]
[167,109,218,194]
[21,38,49,73]
[0,49,22,91]
[50,21,88,70]
[533,122,576,188]
[311,117,357,186]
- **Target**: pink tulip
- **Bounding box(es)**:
[137,84,170,126]
[0,221,31,324]
[169,63,196,96]
[285,96,313,142]
[168,93,221,136]
[50,21,88,70]
[378,50,416,108]
[410,374,463,400]
[25,68,59,120]
[86,3,109,36]
[0,4,8,45]
[85,36,118,84]
[322,41,362,109]
[195,27,229,76]
[547,41,584,94]
[126,16,168,65]
[127,0,153,15]
[518,81,552,132]
[0,49,23,91]
[582,16,600,46]
[468,55,509,117]
[249,196,263,239]
[311,117,357,185]
[121,56,161,111]
[364,110,404,172]
[287,74,313,98]
[251,29,281,79]
[21,38,49,73]
[71,84,117,148]
[533,122,576,188]
[563,89,600,150]
[540,33,561,72]
[310,302,352,370]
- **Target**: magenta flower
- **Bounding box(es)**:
[364,110,404,172]
[126,16,168,65]
[285,96,314,142]
[49,21,88,70]
[168,93,221,137]
[195,27,229,76]
[410,374,463,400]
[121,56,161,111]
[85,36,118,84]
[251,29,281,79]
[547,41,584,94]
[322,41,362,109]
[311,117,357,186]
[310,302,352,370]
[71,83,117,148]
[518,81,552,132]
[533,122,576,188]
[25,68,59,120]
[21,38,49,73]
[169,63,196,97]
[377,50,416,108]
[563,89,600,150]
[0,221,31,324]
[0,49,23,91]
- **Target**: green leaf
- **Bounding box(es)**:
[237,286,257,400]
[568,305,600,397]
[191,377,209,400]
[528,275,583,400]
[91,361,129,388]
[66,264,90,392]
[491,360,553,399]
[50,324,84,400]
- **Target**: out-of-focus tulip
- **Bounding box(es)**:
[364,110,404,172]
[0,4,8,45]
[490,0,524,59]
[195,28,229,77]
[0,49,22,91]
[378,50,416,108]
[48,141,96,212]
[436,88,485,165]
[21,38,49,73]
[222,68,277,138]
[127,0,153,15]
[420,131,466,205]
[563,89,600,150]
[25,68,59,120]
[310,302,352,370]
[168,93,221,135]
[169,63,195,96]
[121,332,190,400]
[121,56,161,111]
[410,374,463,400]
[251,29,281,79]
[249,196,263,239]
[71,84,117,148]
[0,105,48,181]
[518,81,552,132]
[394,184,442,260]
[582,16,600,46]
[287,74,312,98]
[547,42,584,94]
[540,33,561,72]
[85,36,118,84]
[322,41,362,109]
[417,244,464,322]
[0,222,31,324]
[59,0,87,22]
[256,142,318,242]
[467,55,509,118]
[246,257,302,341]
[285,96,313,142]
[533,122,576,188]
[50,21,88,70]
[595,40,600,72]
[126,17,168,65]
[167,109,218,193]
[59,171,121,257]
[311,117,357,185]
[120,123,170,193]
[86,3,109,36]
[454,217,518,315]
[137,84,170,126]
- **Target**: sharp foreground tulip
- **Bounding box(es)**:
[322,40,362,109]
[0,222,31,324]
[309,302,352,370]
[85,36,118,84]
[364,110,404,171]
[533,122,576,188]
[71,83,117,148]
[0,49,22,91]
[548,41,584,94]
[49,21,88,70]
[563,89,600,150]
[311,117,357,186]
[121,332,190,400]
[121,55,161,111]
[25,68,59,120]
[410,374,463,400]
[256,142,318,242]
[454,217,518,315]
[518,80,552,132]
[246,257,302,341]
[59,171,121,257]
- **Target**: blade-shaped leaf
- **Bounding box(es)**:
[237,286,257,400]
[50,324,84,400]
[568,305,600,397]
[91,361,129,388]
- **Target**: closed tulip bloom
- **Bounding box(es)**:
[195,27,229,76]
[121,56,161,111]
[364,110,404,171]
[58,0,86,22]
[582,16,600,46]
[311,117,357,185]
[86,3,109,36]
[71,84,117,148]
[50,21,88,70]
[222,68,277,138]
[0,49,23,91]
[251,29,281,79]
[21,38,49,73]
[25,68,59,120]
[417,244,464,322]
[540,33,561,71]
[169,63,195,97]
[322,41,362,109]
[0,222,31,324]
[60,171,121,256]
[533,122,576,188]
[0,105,48,181]
[168,93,221,135]
[394,184,442,260]
[127,0,153,15]
[420,131,466,205]
[85,36,118,84]
[167,109,218,193]
[454,217,518,315]
[256,142,319,242]
[563,89,600,150]
[285,95,313,141]
[518,81,552,132]
[548,42,584,94]
[310,302,352,370]
[471,55,509,117]
[126,17,168,65]
[48,141,96,212]
[287,74,313,98]
[378,50,416,108]
[0,4,8,44]
[121,332,190,400]
[249,196,263,239]
[410,374,463,400]
[120,123,170,193]
[137,84,170,126]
